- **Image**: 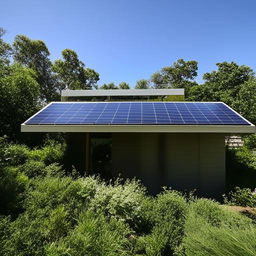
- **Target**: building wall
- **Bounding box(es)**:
[112,133,225,198]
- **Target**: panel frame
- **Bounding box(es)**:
[21,102,256,134]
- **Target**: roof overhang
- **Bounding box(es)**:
[21,124,255,133]
[61,89,184,97]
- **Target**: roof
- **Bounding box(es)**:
[61,88,184,97]
[21,102,255,133]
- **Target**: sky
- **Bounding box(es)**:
[1,0,256,87]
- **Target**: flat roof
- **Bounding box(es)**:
[61,89,184,97]
[21,102,255,133]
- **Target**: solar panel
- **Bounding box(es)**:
[25,102,251,126]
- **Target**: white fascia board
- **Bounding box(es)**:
[21,124,256,133]
[61,89,184,97]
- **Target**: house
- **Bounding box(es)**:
[21,89,255,199]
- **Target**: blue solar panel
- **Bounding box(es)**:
[25,102,251,126]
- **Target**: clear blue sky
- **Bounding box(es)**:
[1,0,256,87]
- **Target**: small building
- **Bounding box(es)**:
[21,89,255,199]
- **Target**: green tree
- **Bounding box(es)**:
[187,62,256,124]
[235,79,256,124]
[0,28,12,67]
[53,49,99,91]
[118,82,130,89]
[135,79,150,89]
[187,62,254,103]
[151,59,198,88]
[100,83,118,89]
[0,64,40,141]
[13,35,57,101]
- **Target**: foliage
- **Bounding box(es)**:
[88,179,147,230]
[45,211,131,256]
[13,35,57,101]
[226,145,256,190]
[236,79,256,124]
[141,190,188,255]
[100,82,118,89]
[151,59,198,89]
[224,187,256,208]
[179,199,255,256]
[244,134,256,150]
[0,28,12,67]
[53,49,99,90]
[0,166,28,216]
[181,213,256,256]
[186,62,256,124]
[135,79,150,89]
[0,64,40,141]
[119,81,130,89]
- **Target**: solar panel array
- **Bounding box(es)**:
[25,102,250,126]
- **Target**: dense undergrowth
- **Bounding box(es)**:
[0,137,256,256]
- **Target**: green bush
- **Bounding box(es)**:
[1,144,30,166]
[181,214,256,256]
[224,187,256,207]
[141,190,188,256]
[0,216,11,256]
[29,143,65,165]
[18,160,46,178]
[46,211,132,256]
[189,199,252,227]
[178,198,256,256]
[88,179,147,230]
[0,166,28,216]
[244,134,256,150]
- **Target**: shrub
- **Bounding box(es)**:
[2,177,85,256]
[189,199,252,227]
[29,143,65,165]
[0,166,28,216]
[24,177,85,218]
[181,214,256,256]
[224,187,256,207]
[244,134,256,150]
[46,211,132,256]
[136,190,188,256]
[88,179,147,230]
[0,216,11,256]
[1,144,30,166]
[18,160,46,178]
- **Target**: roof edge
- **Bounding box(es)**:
[61,89,185,97]
[21,124,256,134]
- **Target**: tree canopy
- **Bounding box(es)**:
[135,79,150,89]
[53,49,99,91]
[13,35,57,101]
[151,59,198,89]
[100,83,118,90]
[119,82,130,89]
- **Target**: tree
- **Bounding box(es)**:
[0,28,12,67]
[235,79,256,124]
[135,79,150,89]
[100,83,118,89]
[151,59,198,88]
[187,62,255,104]
[53,49,99,91]
[119,82,130,89]
[13,35,57,101]
[186,62,256,124]
[0,64,40,141]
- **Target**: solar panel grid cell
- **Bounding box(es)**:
[25,102,251,126]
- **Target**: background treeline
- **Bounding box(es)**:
[1,28,256,143]
[1,28,256,256]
